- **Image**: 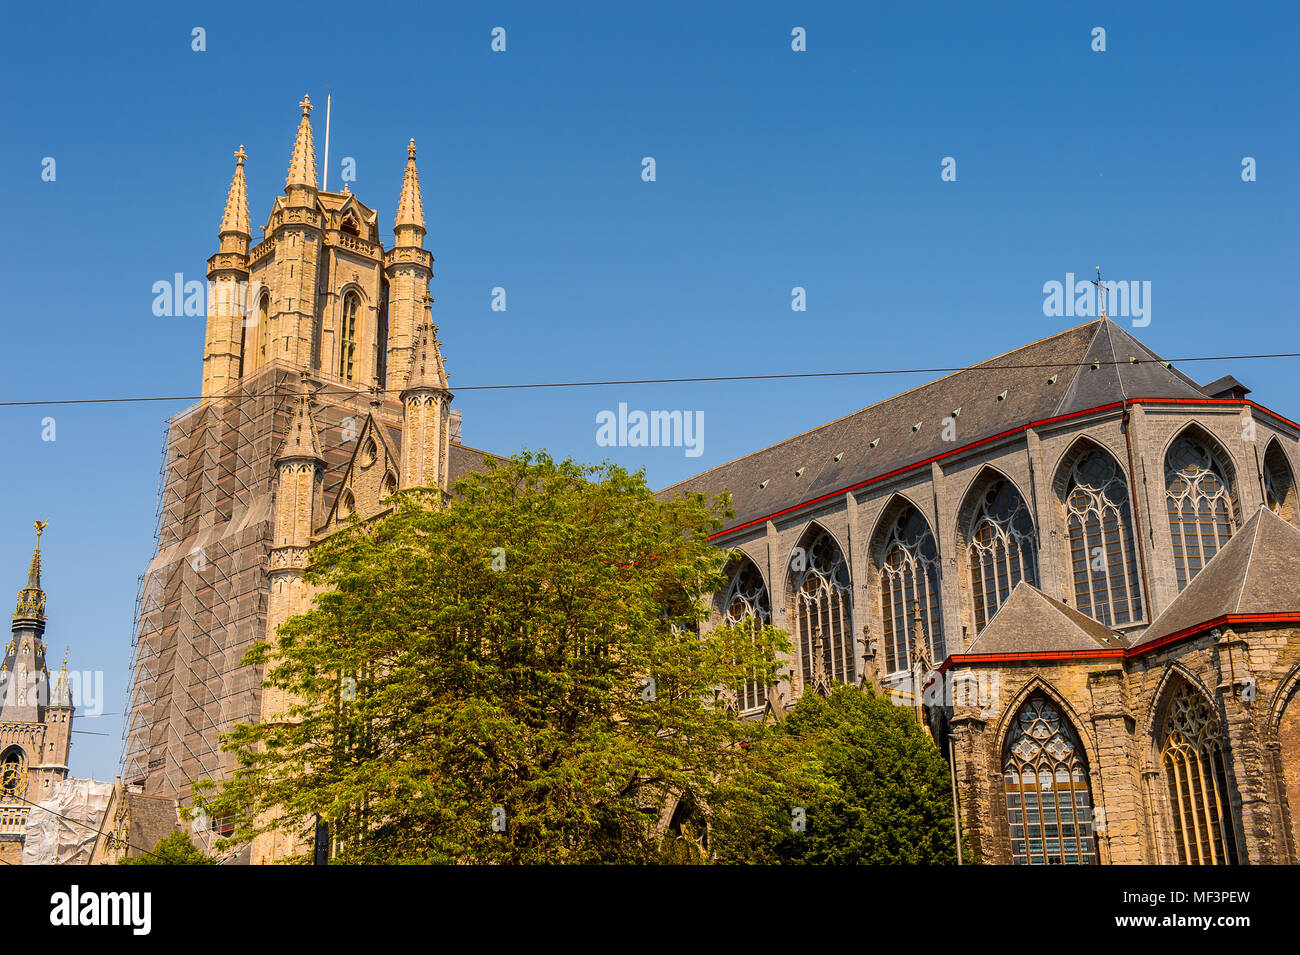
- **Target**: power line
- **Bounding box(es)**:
[1,351,1298,408]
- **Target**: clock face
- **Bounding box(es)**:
[0,756,25,797]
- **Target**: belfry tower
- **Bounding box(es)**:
[0,524,75,864]
[124,98,464,831]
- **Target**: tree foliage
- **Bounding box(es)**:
[710,684,959,864]
[195,452,787,864]
[119,830,215,866]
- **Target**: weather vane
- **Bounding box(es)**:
[1090,266,1108,319]
[34,521,47,542]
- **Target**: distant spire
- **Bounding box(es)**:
[401,312,450,394]
[14,522,47,625]
[275,373,325,464]
[285,95,318,191]
[220,145,251,235]
[394,138,425,244]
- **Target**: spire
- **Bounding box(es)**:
[220,145,251,235]
[275,374,325,464]
[394,138,426,246]
[53,646,70,707]
[401,312,451,395]
[285,95,318,192]
[14,521,47,625]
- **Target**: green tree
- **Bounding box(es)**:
[119,830,215,865]
[196,452,788,864]
[711,684,959,864]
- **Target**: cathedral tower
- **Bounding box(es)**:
[127,98,461,829]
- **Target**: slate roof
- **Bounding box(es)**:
[1132,506,1300,648]
[1201,374,1251,399]
[963,582,1125,655]
[660,319,1209,534]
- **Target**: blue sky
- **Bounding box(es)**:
[1,1,1296,779]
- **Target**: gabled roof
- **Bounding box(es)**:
[1131,506,1300,648]
[1200,374,1251,399]
[319,411,402,531]
[963,581,1124,654]
[659,319,1210,534]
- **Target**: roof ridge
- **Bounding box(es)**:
[1053,320,1104,417]
[1037,587,1120,645]
[661,319,1102,493]
[1103,320,1128,401]
[1234,505,1268,612]
[966,579,1033,650]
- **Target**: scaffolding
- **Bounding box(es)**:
[120,363,402,817]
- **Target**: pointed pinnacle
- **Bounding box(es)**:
[275,373,325,463]
[402,314,450,394]
[220,145,251,235]
[285,95,318,190]
[394,138,425,236]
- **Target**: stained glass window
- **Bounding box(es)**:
[879,506,944,673]
[1003,697,1097,865]
[790,529,854,691]
[1064,449,1143,626]
[1160,683,1240,865]
[968,479,1039,632]
[1165,437,1236,590]
[720,559,771,712]
[1264,441,1296,523]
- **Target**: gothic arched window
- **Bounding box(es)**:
[789,529,854,692]
[1063,448,1143,626]
[339,293,360,381]
[1003,696,1097,865]
[1165,437,1236,590]
[878,506,944,674]
[1160,683,1240,865]
[967,479,1039,632]
[1264,441,1297,523]
[720,559,771,712]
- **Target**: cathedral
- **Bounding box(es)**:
[1,526,76,864]
[123,95,1300,865]
[668,318,1300,864]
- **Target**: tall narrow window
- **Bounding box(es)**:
[339,293,359,381]
[720,559,771,712]
[255,292,270,369]
[1160,683,1240,865]
[1165,437,1236,590]
[1064,448,1143,626]
[1003,696,1097,865]
[1264,441,1296,523]
[967,479,1039,632]
[878,506,944,673]
[789,529,853,691]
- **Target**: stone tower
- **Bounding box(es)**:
[0,524,75,864]
[125,97,463,841]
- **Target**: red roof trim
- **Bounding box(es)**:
[708,397,1296,541]
[938,612,1300,671]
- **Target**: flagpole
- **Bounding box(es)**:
[322,91,332,191]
